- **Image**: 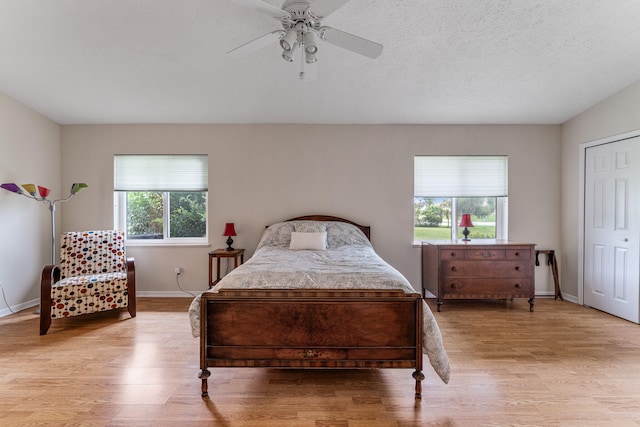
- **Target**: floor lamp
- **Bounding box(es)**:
[1,182,88,265]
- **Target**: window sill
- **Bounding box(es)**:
[125,240,210,248]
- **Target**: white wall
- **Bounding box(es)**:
[5,74,638,313]
[61,124,561,297]
[561,79,640,299]
[0,92,60,315]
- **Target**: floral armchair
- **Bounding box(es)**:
[40,230,136,335]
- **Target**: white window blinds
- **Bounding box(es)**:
[414,156,508,197]
[114,155,208,191]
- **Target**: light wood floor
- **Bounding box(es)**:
[1,297,640,426]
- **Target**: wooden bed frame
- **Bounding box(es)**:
[198,215,425,399]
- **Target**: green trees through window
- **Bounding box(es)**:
[414,197,497,241]
[126,191,206,239]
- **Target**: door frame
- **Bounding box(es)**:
[578,129,640,306]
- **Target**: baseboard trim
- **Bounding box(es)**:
[0,298,39,318]
[535,290,578,304]
[0,293,201,318]
[137,291,200,298]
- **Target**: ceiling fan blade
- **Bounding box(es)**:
[229,0,289,19]
[227,30,285,58]
[319,26,383,59]
[311,0,351,18]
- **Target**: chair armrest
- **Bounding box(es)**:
[40,265,60,302]
[126,257,135,282]
[40,264,60,335]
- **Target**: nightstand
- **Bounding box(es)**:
[208,248,245,288]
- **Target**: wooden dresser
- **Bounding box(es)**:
[421,240,536,312]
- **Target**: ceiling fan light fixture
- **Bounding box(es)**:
[303,31,317,54]
[280,29,298,51]
[282,41,298,62]
[304,50,317,63]
[226,0,384,78]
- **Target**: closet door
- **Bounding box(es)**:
[584,138,640,323]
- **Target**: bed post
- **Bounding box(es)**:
[199,295,211,398]
[413,370,425,399]
[413,296,425,399]
[199,369,211,398]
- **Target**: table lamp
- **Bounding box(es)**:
[223,223,237,251]
[459,213,474,241]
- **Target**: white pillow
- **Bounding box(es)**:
[289,231,327,250]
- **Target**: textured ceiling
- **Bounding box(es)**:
[1,0,640,125]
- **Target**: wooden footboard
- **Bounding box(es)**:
[199,289,424,399]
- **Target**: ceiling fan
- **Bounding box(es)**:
[227,0,383,79]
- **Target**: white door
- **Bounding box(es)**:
[584,137,640,323]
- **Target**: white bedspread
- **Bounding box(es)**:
[189,221,450,383]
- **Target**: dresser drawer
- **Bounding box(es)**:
[507,249,531,260]
[439,249,466,260]
[441,278,532,297]
[465,249,505,260]
[441,261,530,278]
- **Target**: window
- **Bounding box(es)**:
[114,155,208,245]
[414,156,508,242]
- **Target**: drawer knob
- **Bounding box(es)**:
[451,283,457,289]
[515,252,520,256]
[450,252,456,257]
[515,266,521,271]
[451,266,457,272]
[515,283,521,288]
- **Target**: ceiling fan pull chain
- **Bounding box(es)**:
[299,41,306,79]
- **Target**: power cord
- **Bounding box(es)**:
[175,272,197,298]
[0,285,16,314]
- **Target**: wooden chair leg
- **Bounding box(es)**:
[40,312,51,335]
[128,304,136,318]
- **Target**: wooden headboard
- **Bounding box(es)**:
[285,215,371,241]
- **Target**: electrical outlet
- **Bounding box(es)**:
[174,267,182,276]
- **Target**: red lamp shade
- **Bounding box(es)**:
[38,185,51,198]
[223,223,237,237]
[459,214,474,228]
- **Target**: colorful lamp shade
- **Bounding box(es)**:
[1,181,88,264]
[223,223,237,251]
[38,186,51,198]
[70,182,88,194]
[459,214,474,241]
[1,183,23,194]
[21,183,37,196]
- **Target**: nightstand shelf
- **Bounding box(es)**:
[208,248,244,288]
